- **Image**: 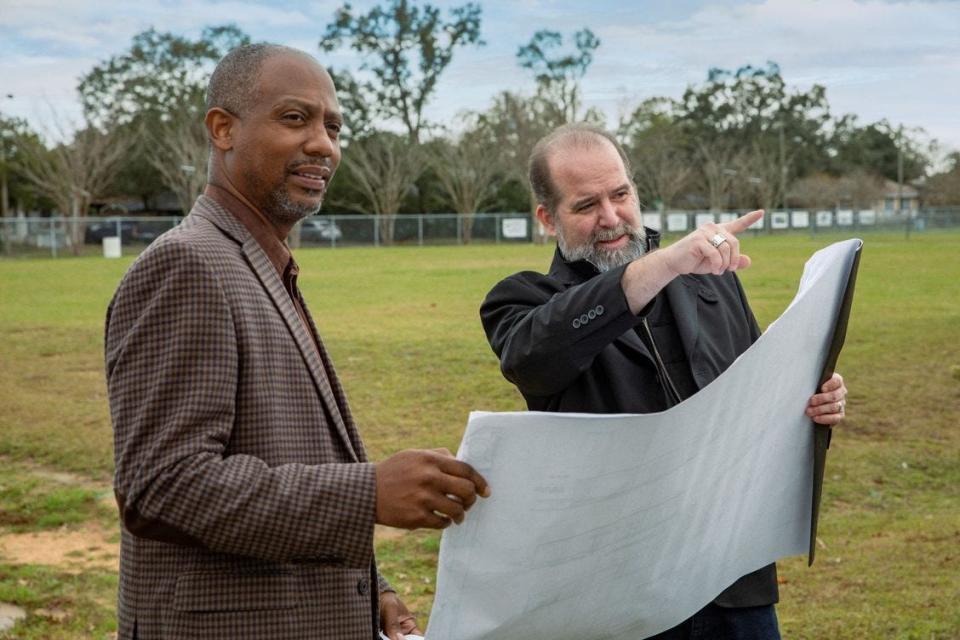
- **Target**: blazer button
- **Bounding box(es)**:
[595,304,604,315]
[572,318,581,329]
[587,309,597,320]
[579,313,589,325]
[357,577,370,596]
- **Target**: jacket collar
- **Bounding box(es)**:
[189,192,361,462]
[545,227,707,387]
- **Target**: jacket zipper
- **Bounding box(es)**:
[640,317,683,407]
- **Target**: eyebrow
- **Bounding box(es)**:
[570,183,631,210]
[272,98,343,123]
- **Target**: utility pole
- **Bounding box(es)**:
[897,126,904,214]
[778,121,787,210]
[0,94,13,219]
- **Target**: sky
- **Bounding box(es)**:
[2,0,959,158]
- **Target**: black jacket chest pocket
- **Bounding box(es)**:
[697,286,719,303]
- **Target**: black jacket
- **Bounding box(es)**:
[479,233,778,607]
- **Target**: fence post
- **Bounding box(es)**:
[418,214,423,247]
[495,214,500,244]
[456,214,462,245]
[115,219,122,248]
[374,215,380,247]
[50,218,58,258]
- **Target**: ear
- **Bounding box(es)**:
[535,204,557,237]
[205,108,236,151]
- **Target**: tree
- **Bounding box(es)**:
[924,164,960,206]
[327,67,376,142]
[517,28,600,124]
[789,173,844,210]
[143,103,208,216]
[334,132,424,244]
[320,0,483,144]
[835,170,886,209]
[428,123,502,242]
[77,26,250,212]
[829,117,929,182]
[78,26,249,126]
[677,61,832,210]
[619,98,691,210]
[1,115,46,218]
[14,121,131,253]
[470,91,563,241]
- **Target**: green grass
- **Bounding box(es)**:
[0,464,113,532]
[1,231,958,637]
[0,565,117,639]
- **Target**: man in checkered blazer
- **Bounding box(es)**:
[105,44,489,640]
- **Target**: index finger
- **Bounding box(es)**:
[721,209,764,235]
[436,456,491,498]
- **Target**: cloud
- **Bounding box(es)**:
[1,0,958,151]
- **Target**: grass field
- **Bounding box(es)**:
[0,231,958,638]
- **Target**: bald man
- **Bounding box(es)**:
[481,124,846,639]
[106,44,487,640]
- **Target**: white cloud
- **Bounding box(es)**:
[1,0,958,151]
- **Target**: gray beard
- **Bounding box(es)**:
[556,223,647,272]
[267,186,323,224]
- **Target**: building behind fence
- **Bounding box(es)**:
[2,208,959,259]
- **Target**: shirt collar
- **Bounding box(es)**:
[204,183,293,277]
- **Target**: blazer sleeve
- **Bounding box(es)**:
[480,265,646,397]
[105,238,376,567]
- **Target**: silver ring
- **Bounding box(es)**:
[710,233,727,248]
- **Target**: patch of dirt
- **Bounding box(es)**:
[17,459,110,489]
[375,525,408,542]
[0,523,118,573]
[0,601,26,632]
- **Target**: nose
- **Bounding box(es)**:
[596,198,619,227]
[304,123,336,157]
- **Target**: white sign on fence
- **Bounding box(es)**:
[837,210,854,226]
[771,211,790,229]
[791,210,810,228]
[667,214,689,232]
[644,213,663,231]
[858,209,876,225]
[719,213,738,224]
[102,236,122,258]
[816,210,833,227]
[502,218,529,239]
[695,213,715,228]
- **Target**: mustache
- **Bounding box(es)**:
[592,224,641,243]
[286,159,334,173]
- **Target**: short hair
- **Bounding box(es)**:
[206,43,308,116]
[528,123,633,216]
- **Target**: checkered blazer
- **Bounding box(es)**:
[106,195,385,639]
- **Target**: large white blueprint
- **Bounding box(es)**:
[426,239,861,640]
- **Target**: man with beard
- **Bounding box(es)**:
[105,44,488,640]
[479,124,846,639]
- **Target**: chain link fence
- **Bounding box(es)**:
[2,208,958,259]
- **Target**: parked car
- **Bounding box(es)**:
[299,217,343,242]
[84,220,137,244]
[83,219,176,245]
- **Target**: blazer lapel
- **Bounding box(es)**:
[193,196,360,462]
[550,247,657,365]
[242,238,360,462]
